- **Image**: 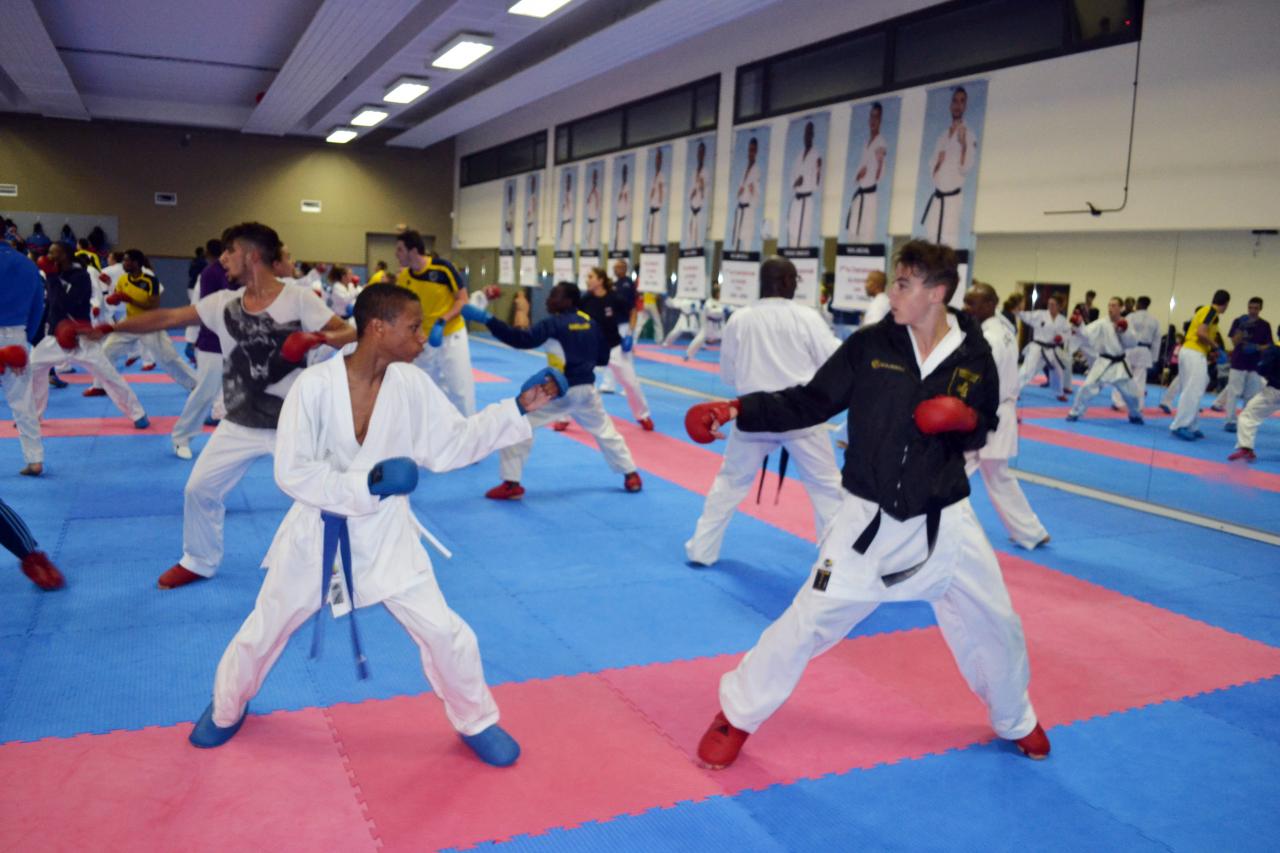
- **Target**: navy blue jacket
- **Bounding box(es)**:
[485,309,606,387]
[0,242,46,341]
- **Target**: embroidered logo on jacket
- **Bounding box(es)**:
[948,367,982,400]
[870,359,906,372]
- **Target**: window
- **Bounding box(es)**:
[894,0,1062,84]
[554,76,720,164]
[460,131,547,187]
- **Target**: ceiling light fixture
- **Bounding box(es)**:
[326,128,358,144]
[383,77,430,104]
[351,107,389,127]
[508,0,573,18]
[432,33,494,70]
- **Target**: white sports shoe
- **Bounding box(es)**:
[173,443,193,461]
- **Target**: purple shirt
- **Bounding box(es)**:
[1228,314,1272,371]
[195,262,240,354]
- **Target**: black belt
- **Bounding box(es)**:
[920,188,962,243]
[1100,352,1131,378]
[846,184,877,233]
[839,505,942,589]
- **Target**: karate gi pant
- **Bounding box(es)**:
[686,325,721,360]
[28,337,144,421]
[1068,358,1141,419]
[1170,348,1209,432]
[685,426,843,565]
[636,303,665,343]
[850,190,878,244]
[719,494,1038,741]
[413,328,475,417]
[180,421,277,577]
[500,384,634,483]
[1017,343,1067,398]
[663,313,700,345]
[1235,385,1279,451]
[786,193,814,246]
[212,565,498,734]
[102,330,196,390]
[971,457,1048,550]
[1222,368,1263,426]
[601,346,650,420]
[686,208,704,247]
[171,351,226,447]
[1159,374,1181,409]
[1113,355,1152,411]
[0,327,42,465]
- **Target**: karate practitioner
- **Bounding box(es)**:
[171,238,237,460]
[846,102,888,244]
[189,284,566,760]
[1110,296,1161,412]
[686,142,708,248]
[581,266,652,430]
[598,259,636,395]
[922,87,977,247]
[685,294,727,360]
[1221,297,1272,432]
[1017,296,1071,401]
[1228,345,1280,463]
[1170,290,1230,440]
[28,243,148,427]
[784,122,822,248]
[523,175,539,250]
[1066,298,1145,424]
[0,235,44,476]
[558,170,574,251]
[686,240,1049,769]
[583,168,601,249]
[860,270,890,327]
[503,183,516,249]
[663,297,702,346]
[0,497,64,590]
[963,282,1049,550]
[645,149,666,246]
[100,250,198,392]
[685,258,843,566]
[613,164,631,251]
[395,230,476,416]
[463,281,643,499]
[732,138,761,252]
[85,223,357,590]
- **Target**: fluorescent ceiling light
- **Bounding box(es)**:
[383,78,430,104]
[326,128,358,144]
[351,107,389,127]
[508,0,573,17]
[432,34,494,70]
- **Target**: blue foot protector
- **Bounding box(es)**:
[1128,414,1144,425]
[461,723,521,766]
[1193,429,1205,439]
[189,702,248,748]
[1172,427,1197,441]
[1065,414,1079,422]
[133,415,150,429]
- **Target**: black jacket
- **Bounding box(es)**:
[580,290,630,351]
[737,310,999,522]
[44,264,93,331]
[485,309,607,387]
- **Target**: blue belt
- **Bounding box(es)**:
[310,511,369,680]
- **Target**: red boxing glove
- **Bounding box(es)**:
[1115,317,1128,333]
[913,395,978,435]
[93,323,115,336]
[483,285,502,300]
[98,272,111,284]
[684,399,739,444]
[351,275,360,285]
[105,292,125,305]
[1053,334,1064,345]
[0,345,28,372]
[92,306,101,318]
[281,331,327,363]
[54,318,91,350]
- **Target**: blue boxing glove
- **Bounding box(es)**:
[517,367,569,414]
[367,457,419,498]
[427,319,444,348]
[460,304,492,324]
[621,335,634,353]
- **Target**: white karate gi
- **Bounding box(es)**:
[1068,318,1142,418]
[663,298,702,345]
[558,188,574,251]
[861,292,890,327]
[499,384,635,483]
[1235,384,1279,452]
[102,329,196,390]
[686,300,726,359]
[686,166,707,248]
[29,335,145,421]
[785,147,821,248]
[583,185,601,248]
[1111,309,1160,410]
[732,162,760,252]
[685,298,844,565]
[413,327,476,417]
[847,134,887,243]
[922,122,976,247]
[970,315,1048,550]
[613,182,631,251]
[718,316,1038,742]
[524,190,539,249]
[0,328,42,465]
[1017,309,1071,398]
[645,171,665,245]
[210,356,531,729]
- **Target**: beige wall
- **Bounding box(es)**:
[0,113,453,264]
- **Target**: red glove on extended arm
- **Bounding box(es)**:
[483,285,502,300]
[281,331,327,363]
[684,399,739,444]
[1114,317,1128,333]
[105,292,127,306]
[913,395,978,435]
[1053,334,1064,345]
[54,319,93,351]
[0,345,28,372]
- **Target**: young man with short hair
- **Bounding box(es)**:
[1170,290,1230,440]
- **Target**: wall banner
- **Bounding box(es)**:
[498,177,517,285]
[638,143,672,295]
[833,97,901,312]
[721,126,770,306]
[608,152,636,261]
[778,111,830,305]
[677,134,716,300]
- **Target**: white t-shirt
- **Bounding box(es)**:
[196,285,335,430]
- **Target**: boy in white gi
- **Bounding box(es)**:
[1066,297,1145,424]
[685,258,843,566]
[685,240,1049,769]
[1017,295,1071,401]
[189,284,566,763]
[963,283,1049,550]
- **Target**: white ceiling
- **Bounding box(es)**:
[0,0,913,148]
